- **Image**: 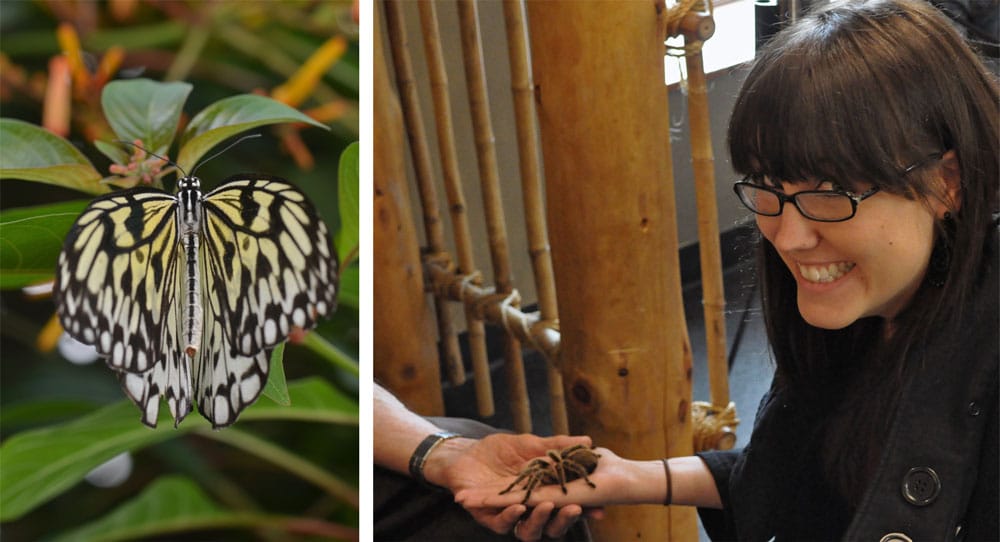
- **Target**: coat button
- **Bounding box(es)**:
[879,534,913,542]
[968,401,981,416]
[901,467,941,506]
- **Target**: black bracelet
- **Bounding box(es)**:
[408,431,461,489]
[661,458,673,506]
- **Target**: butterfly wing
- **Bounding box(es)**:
[55,188,193,426]
[193,175,337,427]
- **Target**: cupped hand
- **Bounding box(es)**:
[455,447,638,510]
[436,432,595,536]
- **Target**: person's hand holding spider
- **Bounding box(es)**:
[423,432,605,541]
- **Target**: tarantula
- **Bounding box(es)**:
[499,444,601,504]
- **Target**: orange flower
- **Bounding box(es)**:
[272,36,348,108]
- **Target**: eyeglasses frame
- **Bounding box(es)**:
[732,152,944,223]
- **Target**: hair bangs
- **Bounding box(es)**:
[728,5,947,194]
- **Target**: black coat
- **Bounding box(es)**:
[698,253,998,541]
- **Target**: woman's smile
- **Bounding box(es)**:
[796,261,856,284]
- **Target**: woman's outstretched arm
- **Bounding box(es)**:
[455,447,723,510]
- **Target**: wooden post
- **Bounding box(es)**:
[526,1,696,539]
[373,4,444,415]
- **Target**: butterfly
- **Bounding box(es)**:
[54,149,338,429]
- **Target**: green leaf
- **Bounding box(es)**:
[0,200,88,289]
[176,94,328,172]
[0,378,357,521]
[262,344,290,406]
[335,142,359,266]
[0,119,106,194]
[338,262,359,310]
[0,399,99,430]
[49,476,225,542]
[198,429,358,507]
[93,139,131,165]
[50,476,358,542]
[101,79,192,156]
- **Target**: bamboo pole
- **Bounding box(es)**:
[526,1,696,539]
[456,0,532,433]
[382,0,466,388]
[678,13,736,431]
[373,4,444,415]
[416,0,495,418]
[501,0,569,436]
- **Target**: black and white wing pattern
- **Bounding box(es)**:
[55,189,192,426]
[55,174,338,429]
[195,175,338,427]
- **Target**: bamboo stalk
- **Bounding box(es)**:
[373,4,444,414]
[501,0,569,436]
[383,0,466,387]
[526,1,696,538]
[417,0,495,418]
[680,13,732,412]
[456,0,531,433]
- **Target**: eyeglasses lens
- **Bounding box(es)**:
[796,192,854,221]
[737,184,854,221]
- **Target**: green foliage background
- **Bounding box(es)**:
[0,2,359,540]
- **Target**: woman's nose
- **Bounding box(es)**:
[758,204,820,252]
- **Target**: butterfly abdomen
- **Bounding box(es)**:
[178,177,204,359]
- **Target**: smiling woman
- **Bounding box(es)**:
[458,0,998,539]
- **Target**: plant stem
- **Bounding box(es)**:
[197,428,358,509]
[303,332,358,376]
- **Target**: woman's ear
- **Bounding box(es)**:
[935,149,962,217]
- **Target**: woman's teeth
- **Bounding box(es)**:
[797,262,855,283]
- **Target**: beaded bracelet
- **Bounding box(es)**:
[408,431,461,488]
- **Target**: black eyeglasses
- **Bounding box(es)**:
[732,153,943,223]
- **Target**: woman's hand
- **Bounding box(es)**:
[425,432,601,539]
[455,447,658,510]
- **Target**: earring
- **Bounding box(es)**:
[926,212,954,288]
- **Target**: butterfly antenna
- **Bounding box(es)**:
[115,140,187,177]
[190,133,262,177]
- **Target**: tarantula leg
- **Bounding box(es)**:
[563,462,598,488]
[557,463,570,494]
[499,470,533,495]
[521,476,544,504]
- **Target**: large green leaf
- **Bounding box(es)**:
[335,141,359,266]
[50,476,357,542]
[101,79,192,156]
[0,119,106,194]
[0,200,88,289]
[0,377,357,521]
[176,94,328,172]
[50,476,224,542]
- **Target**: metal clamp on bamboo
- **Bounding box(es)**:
[691,401,740,452]
[423,256,561,365]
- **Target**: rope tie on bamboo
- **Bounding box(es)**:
[423,250,456,294]
[665,40,704,58]
[664,0,710,37]
[691,401,740,452]
[457,271,484,304]
[472,288,518,322]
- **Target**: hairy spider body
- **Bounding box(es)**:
[499,444,601,504]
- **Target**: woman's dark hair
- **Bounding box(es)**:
[728,0,999,505]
